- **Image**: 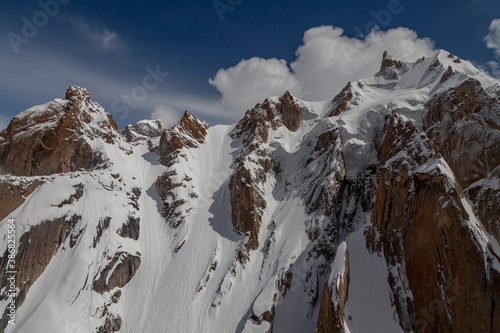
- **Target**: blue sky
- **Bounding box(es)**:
[1,0,499,130]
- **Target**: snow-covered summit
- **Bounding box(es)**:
[0,85,129,177]
[1,51,499,333]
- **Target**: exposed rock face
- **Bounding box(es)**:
[424,78,500,188]
[0,86,121,176]
[367,111,500,332]
[229,164,267,251]
[0,178,43,220]
[303,128,345,216]
[227,91,305,253]
[158,111,209,167]
[2,52,499,333]
[93,252,141,294]
[123,119,163,142]
[156,111,208,229]
[377,51,409,80]
[299,128,350,261]
[0,214,81,329]
[424,78,500,243]
[316,243,350,333]
[328,83,353,117]
[93,217,112,248]
[56,183,84,207]
[97,315,122,333]
[278,91,301,131]
[229,101,278,252]
[466,171,500,243]
[117,216,140,240]
[156,170,187,229]
[440,65,455,83]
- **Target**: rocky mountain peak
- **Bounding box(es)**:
[377,51,409,80]
[1,50,499,333]
[158,111,209,166]
[380,50,405,71]
[328,82,353,117]
[0,85,122,176]
[123,119,163,143]
[278,91,302,131]
[179,110,209,141]
[65,85,91,102]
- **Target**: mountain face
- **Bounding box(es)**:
[0,50,499,333]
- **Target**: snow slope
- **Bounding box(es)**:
[1,50,499,333]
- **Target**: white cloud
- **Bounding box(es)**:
[210,26,436,113]
[487,61,500,77]
[484,18,500,58]
[151,105,181,128]
[209,57,300,112]
[65,16,122,51]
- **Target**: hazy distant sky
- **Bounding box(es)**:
[1,0,499,129]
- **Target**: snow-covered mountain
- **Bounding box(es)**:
[1,50,499,333]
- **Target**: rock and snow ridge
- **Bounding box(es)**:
[0,50,499,333]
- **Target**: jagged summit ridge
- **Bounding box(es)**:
[0,85,127,177]
[0,51,499,333]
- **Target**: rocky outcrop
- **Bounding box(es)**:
[424,78,500,188]
[0,214,81,329]
[158,111,209,167]
[117,216,140,240]
[229,102,277,253]
[97,315,122,333]
[228,91,305,253]
[367,111,500,332]
[93,217,112,248]
[377,51,409,80]
[316,243,350,333]
[278,91,301,131]
[229,164,268,252]
[0,86,121,176]
[92,252,141,294]
[0,178,44,220]
[156,170,186,228]
[303,128,345,216]
[123,119,163,151]
[328,83,353,117]
[440,65,455,83]
[156,111,208,228]
[298,128,349,262]
[123,119,163,142]
[466,170,500,243]
[424,78,500,243]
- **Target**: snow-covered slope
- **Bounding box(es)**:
[1,50,500,333]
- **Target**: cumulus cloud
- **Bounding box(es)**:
[65,16,122,51]
[487,61,500,78]
[151,105,181,128]
[210,26,436,113]
[485,19,500,58]
[209,58,300,112]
